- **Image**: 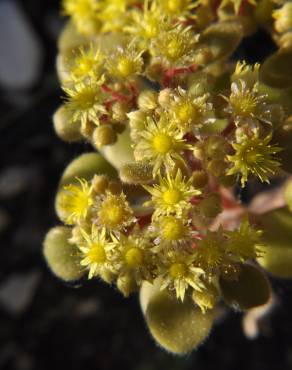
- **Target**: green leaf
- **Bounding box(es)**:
[256,207,292,278]
[43,226,84,282]
[99,127,134,169]
[199,21,243,62]
[259,48,292,89]
[53,105,83,142]
[140,281,215,354]
[220,264,271,310]
[59,152,117,188]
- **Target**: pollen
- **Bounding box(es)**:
[169,262,187,278]
[117,58,138,78]
[96,191,135,231]
[125,247,144,267]
[106,46,144,79]
[160,217,186,240]
[152,133,173,153]
[88,243,107,263]
[162,188,182,205]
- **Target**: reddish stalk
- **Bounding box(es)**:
[162,64,198,88]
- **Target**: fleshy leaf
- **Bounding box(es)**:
[199,21,243,62]
[99,127,134,169]
[256,207,292,278]
[59,152,117,188]
[259,48,292,89]
[220,264,271,310]
[140,281,215,355]
[43,226,84,282]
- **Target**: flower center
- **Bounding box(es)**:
[152,133,173,153]
[162,188,182,205]
[88,244,106,264]
[125,247,144,267]
[166,38,183,60]
[170,262,187,278]
[176,103,199,124]
[244,147,258,165]
[99,204,124,227]
[117,58,136,77]
[161,218,185,240]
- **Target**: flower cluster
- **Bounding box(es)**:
[44,0,292,354]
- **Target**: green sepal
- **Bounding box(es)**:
[220,264,271,310]
[259,48,292,89]
[140,281,215,355]
[99,127,135,170]
[256,207,292,278]
[43,226,84,282]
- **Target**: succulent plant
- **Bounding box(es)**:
[44,0,292,355]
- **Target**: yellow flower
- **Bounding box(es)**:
[225,62,276,126]
[106,44,144,80]
[169,87,213,133]
[126,1,168,42]
[63,77,107,126]
[95,191,136,231]
[159,251,205,301]
[69,45,104,82]
[158,0,197,17]
[133,114,192,176]
[226,80,270,125]
[62,0,101,35]
[150,24,199,66]
[78,226,115,279]
[98,0,138,33]
[225,216,263,261]
[143,170,201,219]
[227,133,281,186]
[150,215,193,252]
[112,231,154,284]
[58,178,93,225]
[195,230,226,273]
[232,61,260,89]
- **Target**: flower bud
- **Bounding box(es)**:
[158,88,172,108]
[92,174,109,194]
[138,90,158,110]
[108,180,123,194]
[112,101,130,122]
[199,193,222,219]
[207,159,228,178]
[93,125,118,148]
[192,170,209,188]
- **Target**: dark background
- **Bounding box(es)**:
[0,1,291,369]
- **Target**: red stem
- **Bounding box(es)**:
[162,64,198,88]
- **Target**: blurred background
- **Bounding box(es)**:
[0,1,292,369]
